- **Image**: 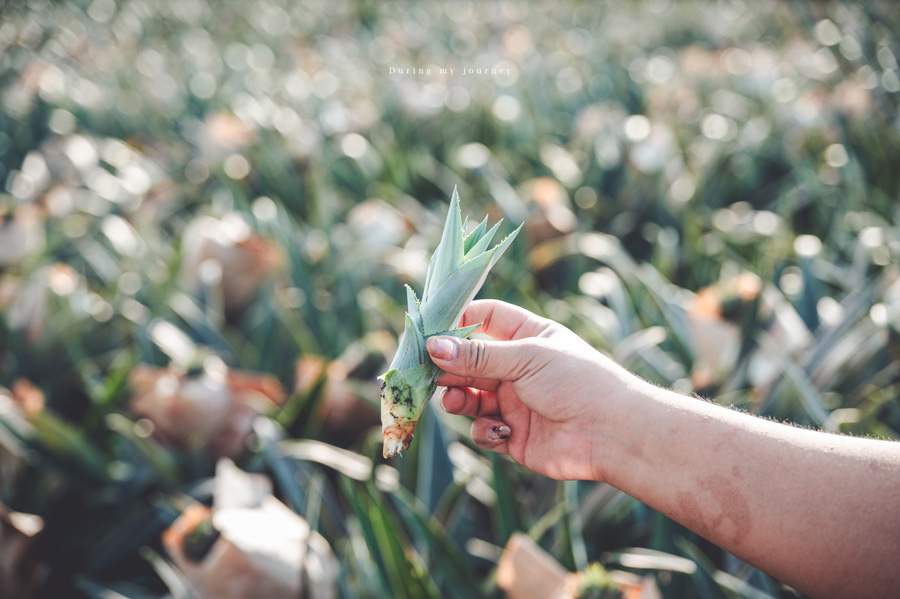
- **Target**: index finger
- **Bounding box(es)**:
[460,300,553,341]
[436,372,500,392]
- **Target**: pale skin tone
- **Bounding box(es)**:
[426,300,900,599]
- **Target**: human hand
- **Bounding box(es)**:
[433,301,900,599]
[426,300,648,482]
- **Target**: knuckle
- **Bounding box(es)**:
[465,339,488,373]
[480,306,494,334]
[512,339,548,378]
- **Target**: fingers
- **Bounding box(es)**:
[470,417,511,453]
[440,388,509,454]
[440,386,499,418]
[460,300,553,341]
[427,335,539,381]
[435,372,499,392]
[440,386,509,454]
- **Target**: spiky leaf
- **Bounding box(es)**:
[380,187,520,457]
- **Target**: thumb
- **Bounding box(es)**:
[426,335,536,381]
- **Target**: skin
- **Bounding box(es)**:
[426,300,900,599]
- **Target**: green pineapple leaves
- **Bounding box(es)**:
[380,187,521,458]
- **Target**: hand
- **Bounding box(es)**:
[426,299,647,481]
[432,300,900,598]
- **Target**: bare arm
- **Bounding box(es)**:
[427,299,900,599]
[605,384,900,599]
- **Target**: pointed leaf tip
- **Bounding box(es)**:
[405,284,422,328]
[488,222,521,268]
[424,187,466,301]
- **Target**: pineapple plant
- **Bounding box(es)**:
[380,187,520,457]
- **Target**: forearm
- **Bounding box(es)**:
[600,382,900,599]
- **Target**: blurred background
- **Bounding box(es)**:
[1,0,899,597]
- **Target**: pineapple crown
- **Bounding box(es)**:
[390,187,521,372]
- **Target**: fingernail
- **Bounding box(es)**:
[439,388,448,412]
[489,424,511,441]
[427,336,457,361]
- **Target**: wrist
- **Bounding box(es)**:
[588,371,662,486]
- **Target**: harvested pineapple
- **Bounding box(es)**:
[380,187,520,458]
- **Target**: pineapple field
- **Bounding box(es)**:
[1,0,899,597]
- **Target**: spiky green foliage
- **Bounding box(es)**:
[380,187,520,457]
[0,1,899,598]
